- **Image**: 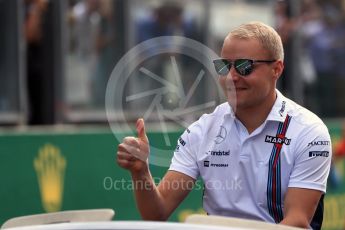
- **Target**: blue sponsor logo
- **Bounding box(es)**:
[208,150,230,156]
[179,137,186,146]
[279,101,286,117]
[307,141,330,147]
[309,151,329,157]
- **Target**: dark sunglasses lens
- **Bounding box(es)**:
[235,59,253,76]
[214,59,230,76]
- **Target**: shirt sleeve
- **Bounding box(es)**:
[288,123,332,193]
[168,121,202,180]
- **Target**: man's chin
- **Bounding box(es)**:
[227,97,237,109]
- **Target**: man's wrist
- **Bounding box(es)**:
[131,164,150,180]
[130,166,157,191]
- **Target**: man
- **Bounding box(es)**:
[117,21,331,229]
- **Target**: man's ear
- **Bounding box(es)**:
[273,60,284,80]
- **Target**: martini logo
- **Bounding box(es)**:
[34,144,66,212]
[265,135,291,145]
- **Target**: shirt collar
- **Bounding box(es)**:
[224,103,236,119]
[223,89,289,122]
[266,89,289,122]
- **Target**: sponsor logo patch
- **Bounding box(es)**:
[214,126,227,144]
[210,163,228,167]
[279,101,286,117]
[309,151,329,157]
[208,150,230,156]
[265,135,291,145]
[179,137,186,146]
[203,160,228,167]
[307,141,330,147]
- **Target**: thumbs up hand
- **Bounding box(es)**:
[136,118,149,147]
[117,118,150,173]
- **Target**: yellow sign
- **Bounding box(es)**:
[323,193,345,229]
[178,208,206,222]
[34,144,66,212]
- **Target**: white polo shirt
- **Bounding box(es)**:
[169,90,331,223]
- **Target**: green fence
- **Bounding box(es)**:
[0,122,345,229]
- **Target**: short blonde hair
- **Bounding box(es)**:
[227,21,284,61]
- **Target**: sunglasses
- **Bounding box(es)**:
[213,59,276,76]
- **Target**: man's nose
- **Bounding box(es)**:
[228,67,240,82]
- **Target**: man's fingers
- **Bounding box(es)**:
[117,158,133,168]
[117,142,148,162]
[118,137,139,154]
[117,151,136,161]
[122,136,140,148]
[118,143,140,155]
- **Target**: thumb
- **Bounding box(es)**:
[136,118,148,143]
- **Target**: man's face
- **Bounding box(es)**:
[218,37,282,111]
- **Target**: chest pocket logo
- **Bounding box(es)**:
[214,126,227,144]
